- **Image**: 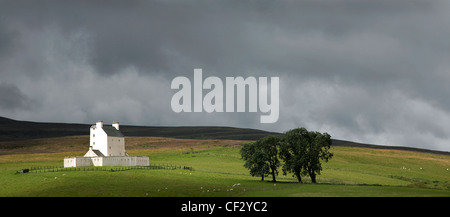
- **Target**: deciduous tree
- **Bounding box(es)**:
[279,128,333,183]
[240,136,281,182]
[240,142,269,181]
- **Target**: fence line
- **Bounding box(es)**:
[15,163,193,174]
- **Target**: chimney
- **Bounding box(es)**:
[96,121,103,128]
[112,121,119,130]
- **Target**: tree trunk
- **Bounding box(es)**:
[295,171,302,183]
[271,169,276,182]
[310,171,316,183]
[261,175,264,181]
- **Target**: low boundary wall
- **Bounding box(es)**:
[64,156,149,167]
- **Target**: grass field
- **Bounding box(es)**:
[0,136,449,197]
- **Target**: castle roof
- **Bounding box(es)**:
[84,147,105,157]
[92,149,105,157]
[102,126,124,137]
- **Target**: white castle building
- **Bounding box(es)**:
[64,121,149,167]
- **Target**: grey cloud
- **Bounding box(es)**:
[0,82,33,110]
[0,1,450,151]
[1,1,444,78]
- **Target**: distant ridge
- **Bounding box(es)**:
[0,116,88,141]
[0,116,448,155]
[0,116,279,141]
[331,139,450,156]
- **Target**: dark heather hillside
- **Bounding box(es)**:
[0,116,448,155]
[0,116,279,141]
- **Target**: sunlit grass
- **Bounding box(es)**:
[0,138,449,197]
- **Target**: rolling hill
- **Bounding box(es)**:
[0,116,448,197]
[0,116,448,156]
[0,116,278,141]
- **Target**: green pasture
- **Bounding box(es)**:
[0,145,449,197]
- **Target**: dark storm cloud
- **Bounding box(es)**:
[0,0,449,151]
[0,82,32,110]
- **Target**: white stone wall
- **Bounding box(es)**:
[64,157,76,167]
[101,156,149,166]
[107,136,125,156]
[91,157,103,166]
[135,156,150,166]
[64,156,149,167]
[91,126,108,156]
[64,157,95,167]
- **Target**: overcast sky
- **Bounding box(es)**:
[1,0,449,151]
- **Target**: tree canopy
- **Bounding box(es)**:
[280,128,333,183]
[240,135,281,182]
[241,127,333,183]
